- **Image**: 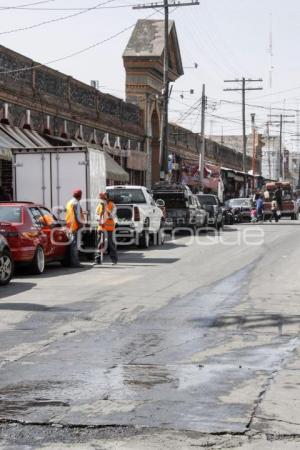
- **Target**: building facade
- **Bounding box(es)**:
[0,20,254,193]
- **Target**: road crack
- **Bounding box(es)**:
[245,337,299,432]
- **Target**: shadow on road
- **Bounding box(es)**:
[222,227,239,232]
[0,302,74,312]
[15,263,92,280]
[238,221,300,226]
[0,282,36,300]
[191,313,300,330]
[118,252,180,265]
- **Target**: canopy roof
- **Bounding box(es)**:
[105,152,129,183]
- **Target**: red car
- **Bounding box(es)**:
[0,202,70,274]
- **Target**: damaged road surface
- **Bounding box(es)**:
[1,223,300,449]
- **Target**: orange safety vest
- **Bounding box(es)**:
[96,200,116,232]
[43,214,55,226]
[66,199,83,232]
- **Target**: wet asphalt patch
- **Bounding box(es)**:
[0,257,299,436]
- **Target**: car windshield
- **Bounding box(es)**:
[107,189,146,204]
[229,199,251,207]
[0,206,22,223]
[197,195,218,206]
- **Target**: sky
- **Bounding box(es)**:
[1,0,300,150]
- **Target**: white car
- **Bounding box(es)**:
[106,186,165,248]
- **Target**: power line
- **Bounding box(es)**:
[180,10,236,80]
[0,1,151,10]
[0,0,117,36]
[0,0,54,10]
[186,7,241,76]
[0,9,162,75]
[200,2,249,76]
[219,99,299,113]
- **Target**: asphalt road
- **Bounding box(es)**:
[0,222,300,449]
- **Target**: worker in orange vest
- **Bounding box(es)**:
[95,192,118,265]
[66,189,84,268]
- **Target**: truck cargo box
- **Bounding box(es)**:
[12,146,106,220]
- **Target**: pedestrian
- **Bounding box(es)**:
[94,192,118,265]
[274,186,283,211]
[270,199,279,223]
[94,193,105,265]
[65,189,84,268]
[0,186,11,201]
[256,195,264,222]
[264,189,270,201]
[250,207,257,223]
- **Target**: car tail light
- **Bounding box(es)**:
[134,206,140,221]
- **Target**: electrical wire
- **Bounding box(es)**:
[189,7,240,76]
[175,14,229,83]
[0,9,162,75]
[0,0,117,36]
[0,2,153,10]
[200,1,250,76]
[219,99,300,113]
[183,8,239,77]
[0,0,54,9]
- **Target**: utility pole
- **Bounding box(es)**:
[224,78,263,196]
[251,113,256,187]
[199,84,207,190]
[266,121,271,180]
[268,114,295,180]
[290,121,300,188]
[133,1,199,180]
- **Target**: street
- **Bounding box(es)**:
[0,222,300,449]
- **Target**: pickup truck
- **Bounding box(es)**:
[152,182,208,230]
[197,194,224,229]
[106,185,165,248]
[263,182,299,220]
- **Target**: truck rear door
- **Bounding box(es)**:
[51,152,88,219]
[15,152,52,206]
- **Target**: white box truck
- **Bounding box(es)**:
[12,146,106,220]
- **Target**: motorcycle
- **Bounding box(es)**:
[232,207,242,223]
[222,207,234,225]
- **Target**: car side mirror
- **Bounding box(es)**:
[156,199,165,208]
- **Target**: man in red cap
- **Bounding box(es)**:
[66,189,84,267]
[95,191,118,265]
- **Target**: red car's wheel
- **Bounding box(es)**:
[0,250,13,285]
[30,246,45,275]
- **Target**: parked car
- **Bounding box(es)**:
[197,194,223,229]
[106,186,165,248]
[0,233,13,285]
[225,198,252,222]
[194,196,209,229]
[152,183,207,231]
[0,202,70,274]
